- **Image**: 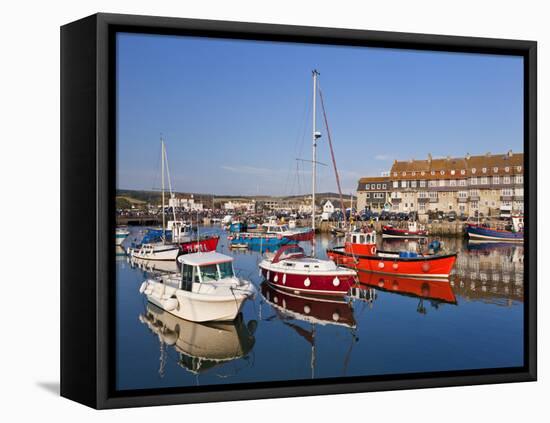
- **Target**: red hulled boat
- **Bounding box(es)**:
[327,229,456,280]
[382,221,428,238]
[178,235,220,254]
[258,244,357,297]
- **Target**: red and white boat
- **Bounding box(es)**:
[382,221,428,238]
[262,222,314,241]
[258,70,357,297]
[327,229,457,280]
[259,244,357,297]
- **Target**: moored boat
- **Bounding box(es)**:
[327,229,457,280]
[465,216,523,242]
[382,221,428,238]
[228,232,291,250]
[259,244,357,297]
[139,251,255,322]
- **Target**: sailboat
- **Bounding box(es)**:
[128,138,180,261]
[258,70,356,297]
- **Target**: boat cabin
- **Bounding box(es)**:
[345,230,377,245]
[177,252,236,291]
[265,224,290,234]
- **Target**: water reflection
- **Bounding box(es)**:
[116,226,525,390]
[139,303,257,378]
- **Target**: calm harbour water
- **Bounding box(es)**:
[115,226,524,391]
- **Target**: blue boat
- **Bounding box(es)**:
[229,233,291,250]
[465,223,523,242]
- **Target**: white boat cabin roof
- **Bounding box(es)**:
[178,251,233,266]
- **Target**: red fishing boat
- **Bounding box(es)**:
[178,235,220,254]
[259,244,357,297]
[382,221,428,238]
[327,229,456,280]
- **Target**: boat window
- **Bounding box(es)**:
[199,264,219,282]
[181,264,194,291]
[218,261,234,279]
[360,235,366,244]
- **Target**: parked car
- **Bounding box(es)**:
[446,211,457,222]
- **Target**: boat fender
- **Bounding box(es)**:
[332,312,340,322]
[422,262,431,272]
[392,262,399,270]
[163,298,178,312]
[333,277,340,287]
[304,278,311,287]
[371,246,377,255]
[139,282,148,294]
[274,274,278,282]
[303,305,311,314]
[282,273,286,285]
[267,271,270,280]
[378,262,385,269]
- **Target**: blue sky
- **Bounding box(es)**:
[116,33,523,196]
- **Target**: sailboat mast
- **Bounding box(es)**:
[312,70,319,257]
[161,137,166,242]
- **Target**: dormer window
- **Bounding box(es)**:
[505,166,510,172]
[440,170,445,175]
[461,169,466,175]
[482,167,487,173]
[402,171,406,176]
[451,170,455,175]
[472,168,477,174]
[421,171,425,176]
[412,171,416,176]
[431,170,435,176]
[517,166,522,172]
[493,167,498,172]
[393,172,397,177]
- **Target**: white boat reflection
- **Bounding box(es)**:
[139,303,257,376]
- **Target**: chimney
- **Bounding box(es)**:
[508,149,513,157]
[466,153,471,160]
[428,153,432,163]
[486,151,491,157]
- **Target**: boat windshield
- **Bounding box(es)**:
[218,261,235,278]
[200,264,219,282]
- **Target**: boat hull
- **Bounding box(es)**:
[130,245,180,261]
[287,228,314,241]
[178,236,220,254]
[327,247,456,279]
[382,226,427,238]
[258,263,355,297]
[465,224,523,242]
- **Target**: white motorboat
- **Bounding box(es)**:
[139,251,255,322]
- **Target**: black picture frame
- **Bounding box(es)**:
[60,12,537,409]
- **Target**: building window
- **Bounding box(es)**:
[421,171,426,176]
[420,180,426,187]
[431,170,435,176]
[482,167,487,173]
[501,188,513,196]
[449,179,457,187]
[503,176,511,184]
[458,191,468,199]
[377,184,381,189]
[440,170,445,175]
[428,180,437,187]
[461,169,466,175]
[411,180,417,188]
[459,179,466,186]
[480,176,488,185]
[515,188,523,197]
[470,177,478,185]
[493,175,500,184]
[401,180,408,188]
[382,184,387,189]
[429,191,438,199]
[472,168,477,174]
[439,179,446,187]
[412,172,416,176]
[515,175,523,184]
[517,166,522,172]
[469,189,480,197]
[505,166,510,172]
[393,181,398,188]
[419,202,425,211]
[471,201,479,209]
[418,191,428,198]
[493,167,498,173]
[366,193,370,198]
[402,172,406,176]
